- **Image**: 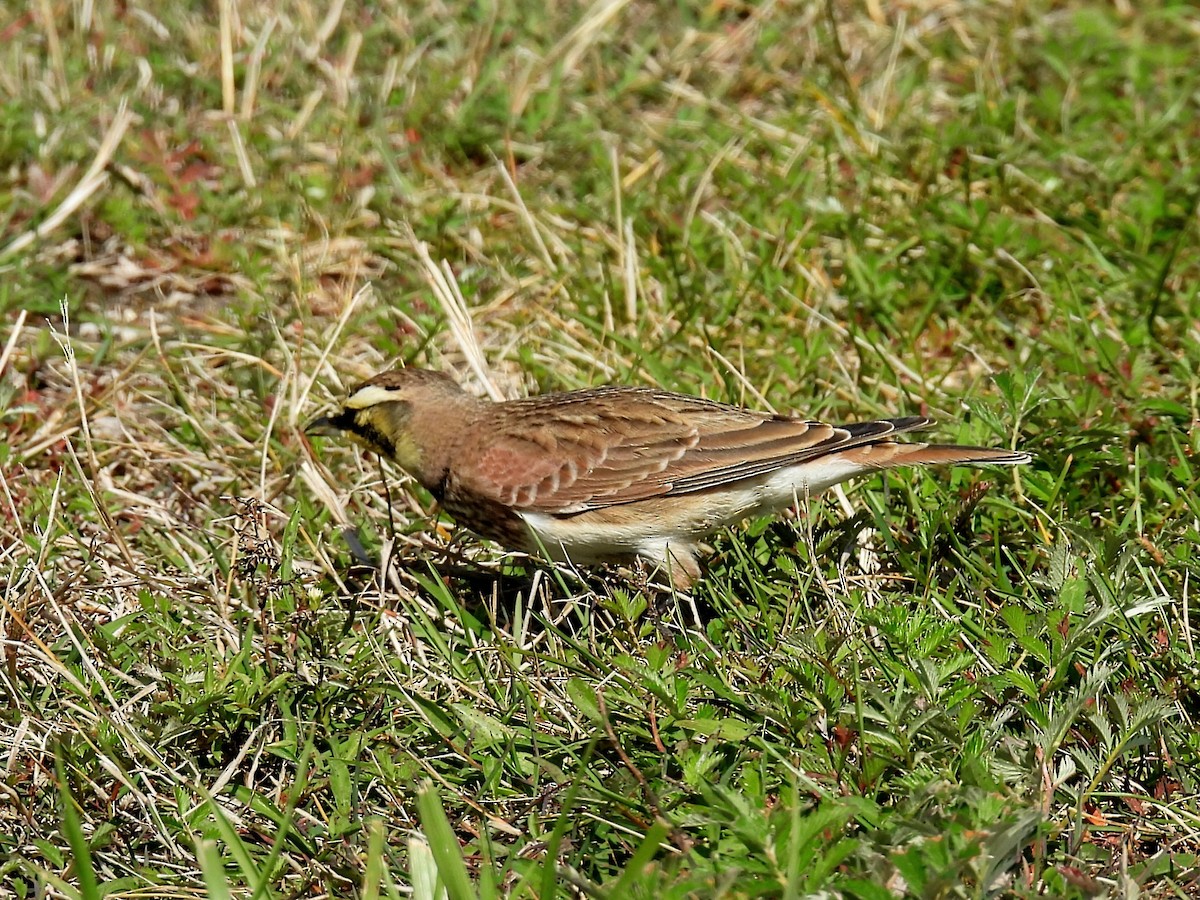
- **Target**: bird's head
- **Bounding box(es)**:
[306,368,470,474]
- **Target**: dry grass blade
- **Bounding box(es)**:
[0,309,28,379]
[0,100,133,259]
[296,282,373,424]
[408,227,502,400]
[3,1,1193,895]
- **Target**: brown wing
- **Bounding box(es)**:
[462,386,937,514]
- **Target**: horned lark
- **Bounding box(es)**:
[308,368,1030,587]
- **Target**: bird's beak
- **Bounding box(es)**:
[305,415,342,437]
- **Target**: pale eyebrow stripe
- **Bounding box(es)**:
[345,385,399,409]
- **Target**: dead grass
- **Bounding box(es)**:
[3,0,1200,896]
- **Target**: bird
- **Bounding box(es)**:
[307,367,1031,588]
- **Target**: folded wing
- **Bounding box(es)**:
[462,388,1025,515]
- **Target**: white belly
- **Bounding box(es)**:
[516,510,675,564]
[515,456,866,565]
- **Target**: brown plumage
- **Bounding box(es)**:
[308,368,1031,587]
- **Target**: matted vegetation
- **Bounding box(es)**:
[2,1,1199,896]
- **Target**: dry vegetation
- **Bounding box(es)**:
[2,1,1200,897]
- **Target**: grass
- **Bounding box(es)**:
[2,0,1200,896]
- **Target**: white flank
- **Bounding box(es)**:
[758,455,877,509]
[518,455,880,565]
[518,511,665,564]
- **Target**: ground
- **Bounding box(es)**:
[2,1,1199,897]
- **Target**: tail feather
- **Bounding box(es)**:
[830,441,1032,470]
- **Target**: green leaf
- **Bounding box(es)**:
[196,839,235,900]
[55,751,99,900]
[605,821,670,896]
[566,677,601,722]
[279,506,301,582]
[675,717,756,741]
[416,782,476,900]
[451,703,512,748]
